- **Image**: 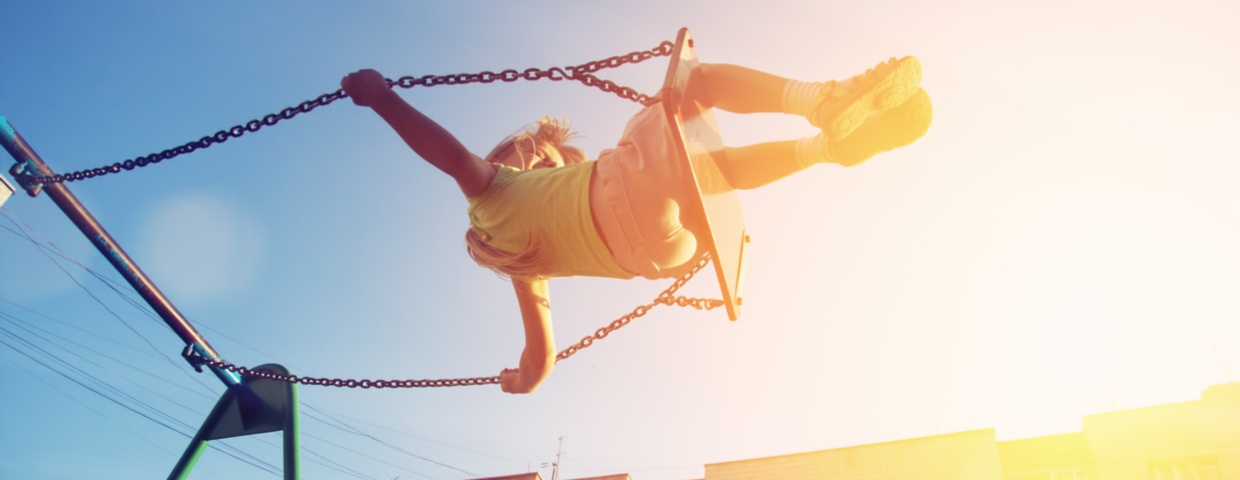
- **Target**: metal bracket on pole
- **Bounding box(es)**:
[169,364,301,480]
[8,160,42,197]
[1,119,43,198]
[183,343,221,373]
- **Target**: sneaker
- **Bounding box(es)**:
[813,56,922,140]
[829,87,932,167]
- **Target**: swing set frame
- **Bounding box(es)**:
[0,27,744,479]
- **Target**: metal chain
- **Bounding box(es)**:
[183,254,723,388]
[556,255,720,362]
[15,40,675,187]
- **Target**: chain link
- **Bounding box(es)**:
[14,40,674,188]
[183,254,723,389]
[556,255,719,362]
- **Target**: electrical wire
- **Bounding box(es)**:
[0,329,282,476]
[0,212,216,394]
[0,208,501,478]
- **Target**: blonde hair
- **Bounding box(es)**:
[482,116,587,167]
[465,229,548,281]
[467,117,586,280]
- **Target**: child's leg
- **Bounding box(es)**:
[690,64,790,113]
[687,64,825,189]
[715,88,934,189]
[717,140,816,190]
[691,59,927,189]
[689,63,836,118]
[693,58,922,139]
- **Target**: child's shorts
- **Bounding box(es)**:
[592,105,702,280]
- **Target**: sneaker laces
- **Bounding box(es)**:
[823,58,897,98]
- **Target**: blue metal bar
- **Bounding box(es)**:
[0,116,242,388]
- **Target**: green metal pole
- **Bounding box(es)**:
[284,381,300,479]
[169,437,210,480]
[167,396,230,480]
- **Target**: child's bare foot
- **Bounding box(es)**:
[830,87,932,166]
[813,56,922,140]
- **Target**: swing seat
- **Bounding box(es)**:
[661,28,747,321]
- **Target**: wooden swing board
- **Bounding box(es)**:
[661,27,747,321]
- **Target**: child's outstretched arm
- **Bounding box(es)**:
[342,69,496,197]
[499,279,556,393]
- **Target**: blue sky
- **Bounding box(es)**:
[3,1,1240,479]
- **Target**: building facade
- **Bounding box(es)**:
[706,382,1240,480]
[478,383,1240,480]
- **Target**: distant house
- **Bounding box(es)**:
[706,382,1240,479]
[477,382,1240,479]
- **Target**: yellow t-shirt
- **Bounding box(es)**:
[466,163,634,279]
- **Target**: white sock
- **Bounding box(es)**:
[782,80,824,118]
[795,134,832,168]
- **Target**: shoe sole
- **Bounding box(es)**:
[820,56,922,140]
[831,87,932,166]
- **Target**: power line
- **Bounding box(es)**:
[302,407,481,476]
[0,307,394,479]
[0,330,282,476]
[302,404,529,466]
[0,212,215,393]
[0,312,215,407]
[0,207,519,478]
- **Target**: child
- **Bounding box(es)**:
[341,57,932,393]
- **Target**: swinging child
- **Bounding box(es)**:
[341,56,932,393]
